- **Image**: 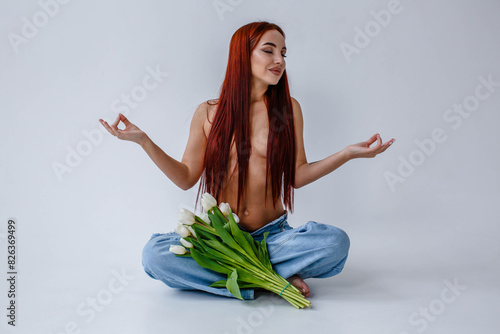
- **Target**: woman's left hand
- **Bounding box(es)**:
[345,134,395,159]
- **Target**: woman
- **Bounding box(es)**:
[99,21,394,300]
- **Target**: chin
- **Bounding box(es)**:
[267,77,281,85]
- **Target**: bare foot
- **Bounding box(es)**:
[286,274,310,298]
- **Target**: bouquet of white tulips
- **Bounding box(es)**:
[169,193,311,309]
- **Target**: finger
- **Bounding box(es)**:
[111,124,122,137]
[111,114,121,128]
[382,138,396,151]
[119,113,131,126]
[367,134,382,151]
[366,134,378,146]
[377,138,395,154]
[99,119,117,136]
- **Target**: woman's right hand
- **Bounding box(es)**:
[99,113,147,145]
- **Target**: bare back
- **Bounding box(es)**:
[203,100,286,232]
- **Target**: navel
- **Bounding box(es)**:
[243,210,250,216]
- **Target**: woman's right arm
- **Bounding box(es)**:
[99,102,208,190]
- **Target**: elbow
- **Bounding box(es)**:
[177,164,195,191]
[293,178,303,189]
[178,179,194,191]
[179,184,190,191]
[178,170,200,191]
[294,164,307,189]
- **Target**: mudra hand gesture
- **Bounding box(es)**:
[345,134,395,159]
[99,113,147,145]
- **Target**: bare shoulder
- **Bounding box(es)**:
[290,96,303,122]
[200,98,219,137]
[206,98,219,122]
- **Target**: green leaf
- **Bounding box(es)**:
[260,231,274,271]
[186,236,205,252]
[226,269,243,300]
[174,252,192,258]
[208,279,227,288]
[190,248,232,275]
[213,206,229,224]
[243,232,259,256]
[195,215,211,226]
[209,279,260,289]
[236,282,261,289]
[251,237,267,266]
[228,208,259,261]
[191,224,220,244]
[203,239,245,264]
[191,223,218,237]
[208,209,245,254]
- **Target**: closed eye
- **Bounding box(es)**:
[263,50,287,58]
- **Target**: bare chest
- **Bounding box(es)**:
[205,103,270,163]
[202,102,285,227]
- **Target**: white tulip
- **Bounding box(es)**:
[219,202,231,216]
[175,223,190,238]
[187,225,197,238]
[198,212,211,225]
[201,192,217,212]
[178,208,196,225]
[232,213,240,223]
[169,245,187,255]
[180,238,193,248]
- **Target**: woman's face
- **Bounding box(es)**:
[250,29,287,87]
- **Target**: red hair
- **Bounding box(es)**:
[194,21,296,215]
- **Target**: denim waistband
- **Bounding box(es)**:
[238,210,290,240]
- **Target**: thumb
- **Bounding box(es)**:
[119,113,131,126]
[111,124,124,137]
[366,134,378,146]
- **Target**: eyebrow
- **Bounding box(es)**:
[261,42,287,50]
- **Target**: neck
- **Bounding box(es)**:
[250,77,268,104]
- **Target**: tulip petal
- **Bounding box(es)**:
[197,212,211,225]
[219,202,231,216]
[180,238,194,248]
[169,245,187,255]
[201,193,218,212]
[175,224,190,238]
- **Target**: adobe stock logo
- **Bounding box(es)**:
[51,64,169,182]
[339,0,419,63]
[384,74,499,192]
[48,268,135,334]
[213,0,243,21]
[7,0,72,54]
[399,277,467,334]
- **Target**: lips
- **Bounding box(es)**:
[269,68,281,75]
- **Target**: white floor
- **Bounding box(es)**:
[2,219,499,334]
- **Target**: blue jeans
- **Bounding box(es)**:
[141,211,350,300]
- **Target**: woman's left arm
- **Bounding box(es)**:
[292,98,395,189]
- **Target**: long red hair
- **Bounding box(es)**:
[194,21,296,215]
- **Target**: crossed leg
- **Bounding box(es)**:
[141,221,350,300]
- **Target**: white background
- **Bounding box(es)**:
[1,0,499,333]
